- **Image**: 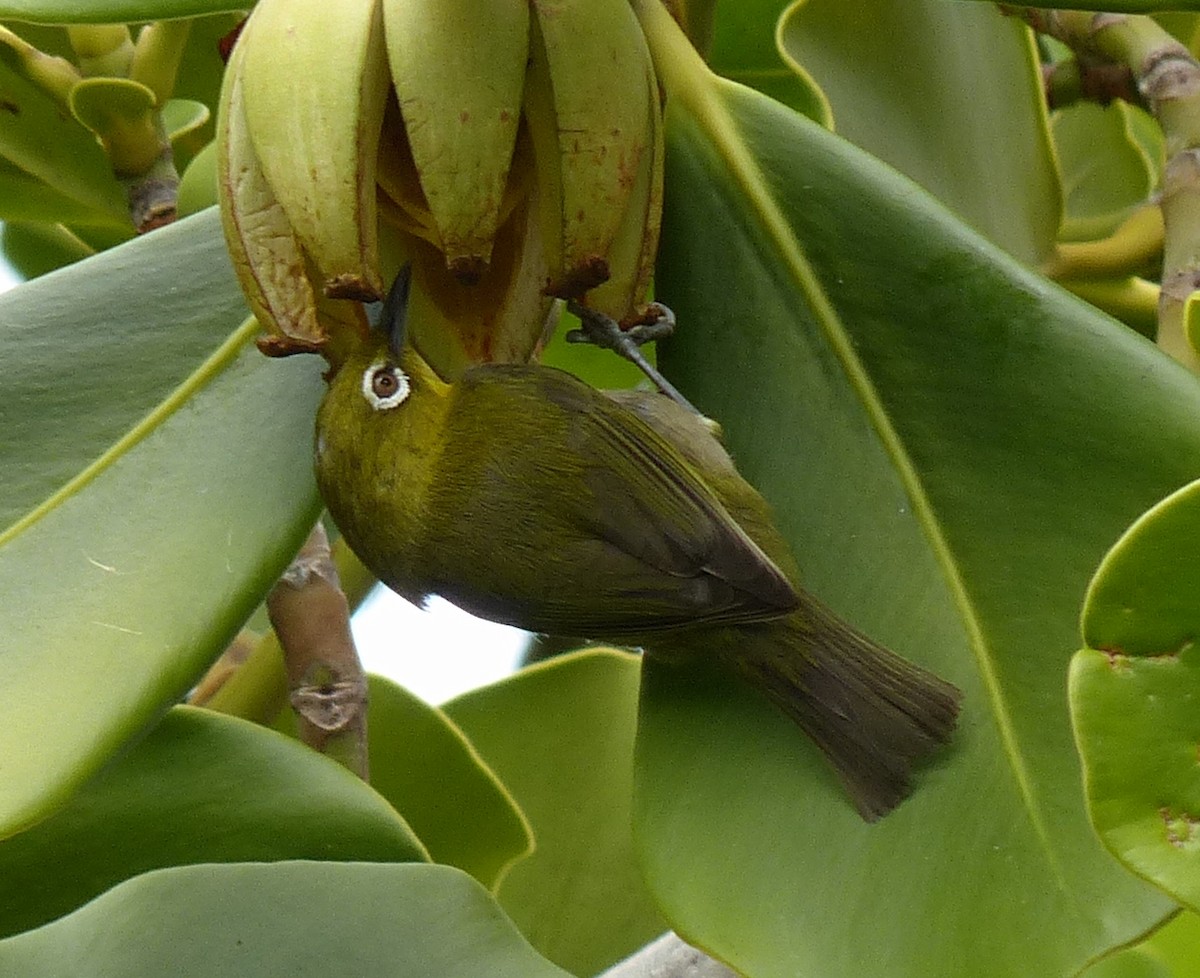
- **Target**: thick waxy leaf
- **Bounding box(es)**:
[0,706,425,938]
[1082,949,1175,978]
[705,0,829,123]
[952,1,1200,9]
[0,157,120,227]
[365,675,532,890]
[0,220,92,279]
[777,0,1060,264]
[636,69,1192,978]
[1072,480,1200,913]
[445,649,668,977]
[1,210,254,522]
[276,674,533,891]
[0,210,324,836]
[1054,102,1159,242]
[0,0,242,20]
[0,48,127,225]
[0,862,575,978]
[1146,911,1200,978]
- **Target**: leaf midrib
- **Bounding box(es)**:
[0,316,257,548]
[684,70,1067,888]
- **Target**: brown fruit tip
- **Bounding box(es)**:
[323,275,383,302]
[256,335,326,358]
[448,254,488,286]
[545,257,611,299]
[217,19,246,64]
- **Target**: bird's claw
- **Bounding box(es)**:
[565,300,676,351]
[563,299,700,417]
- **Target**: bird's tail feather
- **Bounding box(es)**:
[728,593,961,821]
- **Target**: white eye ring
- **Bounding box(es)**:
[361,358,410,411]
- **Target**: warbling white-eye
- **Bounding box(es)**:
[315,269,961,820]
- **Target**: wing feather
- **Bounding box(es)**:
[445,365,798,631]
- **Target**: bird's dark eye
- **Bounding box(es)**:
[361,359,410,411]
[373,370,398,397]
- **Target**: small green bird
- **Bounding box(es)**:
[315,270,960,820]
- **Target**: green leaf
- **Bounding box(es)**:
[69,76,154,133]
[0,210,324,837]
[637,71,1191,978]
[1146,911,1200,978]
[0,706,426,938]
[0,220,92,278]
[777,0,1060,264]
[1,209,259,524]
[0,1,243,22]
[1080,481,1200,658]
[539,304,660,391]
[0,49,127,225]
[0,861,575,978]
[276,674,533,891]
[704,0,829,124]
[0,156,123,227]
[445,649,668,977]
[1054,102,1159,242]
[1072,479,1200,913]
[1081,948,1175,978]
[953,1,1200,11]
[365,676,532,890]
[163,97,209,143]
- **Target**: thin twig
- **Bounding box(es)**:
[1011,9,1200,369]
[192,535,376,730]
[267,522,369,779]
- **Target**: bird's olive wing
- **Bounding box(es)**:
[499,366,799,627]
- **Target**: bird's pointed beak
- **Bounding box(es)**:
[373,265,411,356]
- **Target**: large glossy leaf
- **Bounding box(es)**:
[954,1,1200,10]
[0,706,426,938]
[0,0,241,21]
[1072,480,1200,913]
[1083,949,1175,978]
[1054,102,1159,242]
[704,0,829,123]
[0,157,116,227]
[634,57,1195,978]
[0,210,324,837]
[0,861,575,978]
[1,210,250,522]
[1146,911,1200,978]
[777,0,1060,264]
[363,675,532,890]
[0,48,127,226]
[0,220,92,279]
[275,674,533,891]
[445,649,668,978]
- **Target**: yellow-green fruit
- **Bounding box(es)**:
[315,272,961,821]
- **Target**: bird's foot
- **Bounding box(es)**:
[564,301,700,416]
